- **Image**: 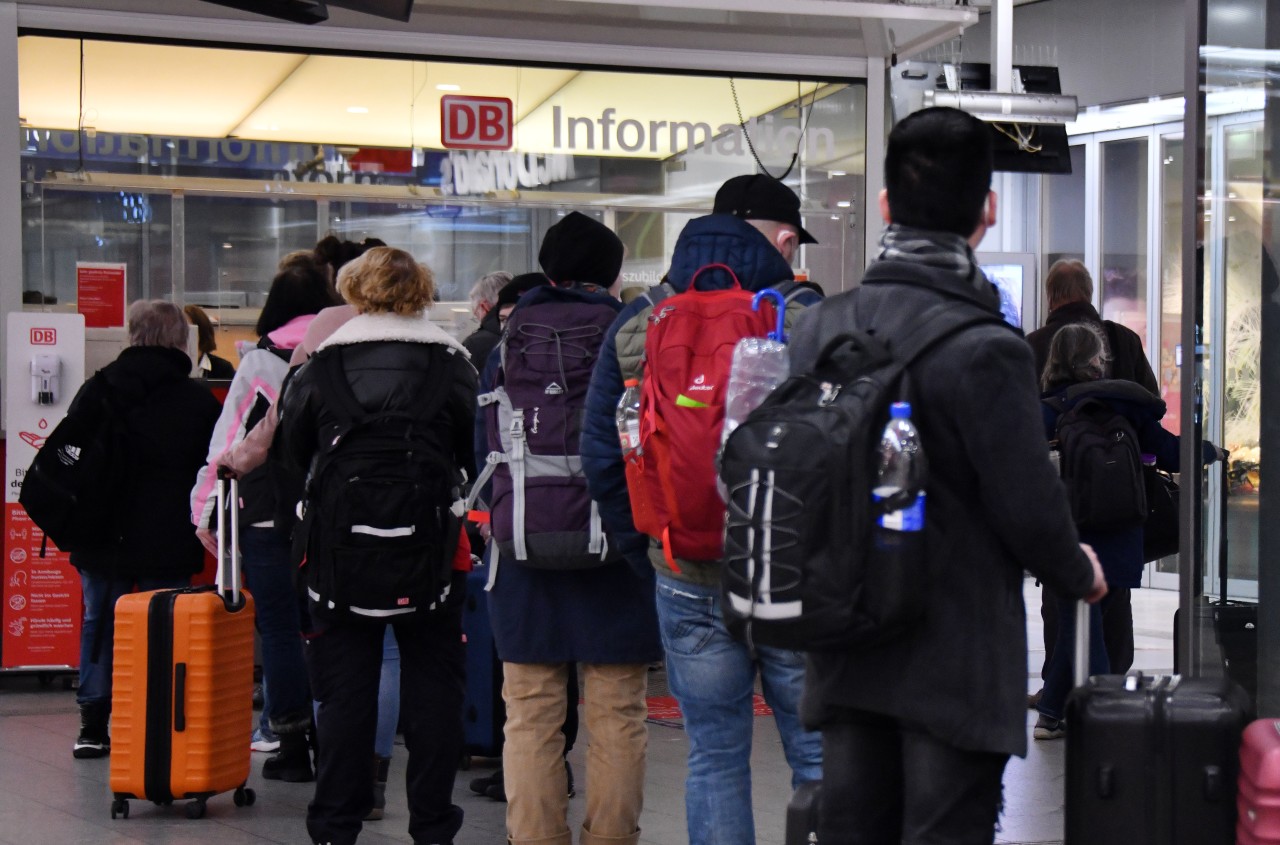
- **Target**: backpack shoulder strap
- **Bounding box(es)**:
[891,298,1007,368]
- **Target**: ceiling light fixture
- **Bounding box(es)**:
[347,106,369,114]
[923,89,1080,124]
[436,84,461,92]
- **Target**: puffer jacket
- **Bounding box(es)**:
[581,213,821,587]
[70,345,221,580]
[275,312,477,528]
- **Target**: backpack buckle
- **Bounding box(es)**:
[818,381,841,406]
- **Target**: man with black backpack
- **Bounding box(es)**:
[581,175,823,845]
[475,212,661,845]
[782,107,1107,844]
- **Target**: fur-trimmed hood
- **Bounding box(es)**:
[316,311,470,359]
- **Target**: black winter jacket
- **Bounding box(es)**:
[70,346,221,580]
[462,308,503,376]
[275,315,477,523]
[788,259,1096,758]
[1025,301,1159,395]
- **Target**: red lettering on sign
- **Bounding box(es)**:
[441,96,513,151]
[30,329,56,345]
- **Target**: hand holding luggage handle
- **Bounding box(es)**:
[214,467,243,607]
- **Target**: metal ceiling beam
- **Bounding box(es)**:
[534,0,975,23]
[17,5,871,78]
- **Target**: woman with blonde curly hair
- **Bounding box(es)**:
[278,247,477,845]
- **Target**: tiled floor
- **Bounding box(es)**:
[0,579,1179,845]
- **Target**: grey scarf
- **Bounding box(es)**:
[876,224,990,296]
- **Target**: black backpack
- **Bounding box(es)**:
[719,295,1005,652]
[19,375,123,554]
[294,347,461,620]
[1049,391,1147,532]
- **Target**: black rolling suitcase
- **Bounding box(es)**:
[461,562,505,759]
[1064,601,1249,845]
[785,780,821,845]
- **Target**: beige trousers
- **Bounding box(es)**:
[502,661,649,845]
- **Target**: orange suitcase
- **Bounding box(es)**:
[108,475,256,819]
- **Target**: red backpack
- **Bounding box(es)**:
[624,264,778,567]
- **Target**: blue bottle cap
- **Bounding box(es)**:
[890,402,911,419]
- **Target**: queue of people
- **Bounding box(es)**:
[52,106,1199,845]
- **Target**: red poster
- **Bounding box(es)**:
[2,504,81,668]
[76,264,127,329]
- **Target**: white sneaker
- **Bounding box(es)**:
[250,727,280,753]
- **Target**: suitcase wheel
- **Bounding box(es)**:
[185,799,206,820]
[110,798,129,820]
[233,787,256,808]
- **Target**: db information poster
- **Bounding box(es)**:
[3,312,86,669]
[76,262,127,329]
[3,506,78,668]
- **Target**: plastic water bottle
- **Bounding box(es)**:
[873,402,926,535]
[616,379,642,454]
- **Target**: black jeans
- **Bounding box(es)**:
[1041,584,1134,678]
[819,710,1009,845]
[305,607,465,845]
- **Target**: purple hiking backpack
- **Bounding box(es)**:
[469,288,621,569]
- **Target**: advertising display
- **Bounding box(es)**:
[3,313,87,669]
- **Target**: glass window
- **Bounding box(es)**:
[1041,144,1086,325]
[1159,135,1183,435]
[183,195,318,308]
[1100,138,1150,344]
[22,187,173,306]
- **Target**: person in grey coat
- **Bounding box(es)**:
[787,106,1107,845]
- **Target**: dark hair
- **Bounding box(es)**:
[255,260,338,336]
[884,107,994,237]
[183,304,216,357]
[1042,323,1108,391]
[314,235,383,279]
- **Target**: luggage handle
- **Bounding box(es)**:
[214,467,243,606]
[1074,600,1090,688]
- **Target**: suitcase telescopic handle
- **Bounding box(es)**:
[214,468,243,605]
[1074,600,1090,688]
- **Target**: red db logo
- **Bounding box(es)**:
[30,328,56,345]
[441,95,513,151]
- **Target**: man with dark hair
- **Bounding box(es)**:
[1025,258,1159,696]
[787,107,1107,844]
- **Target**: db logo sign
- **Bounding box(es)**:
[441,95,513,151]
[30,328,56,345]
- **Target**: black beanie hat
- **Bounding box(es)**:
[537,212,625,287]
[495,272,551,310]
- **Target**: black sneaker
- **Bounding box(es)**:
[73,703,110,759]
[469,769,501,796]
[73,733,109,759]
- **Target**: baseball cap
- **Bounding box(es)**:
[712,174,818,245]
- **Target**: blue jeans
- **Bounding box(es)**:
[655,574,822,845]
[78,571,190,706]
[241,525,312,733]
[376,626,401,758]
[1037,590,1110,721]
